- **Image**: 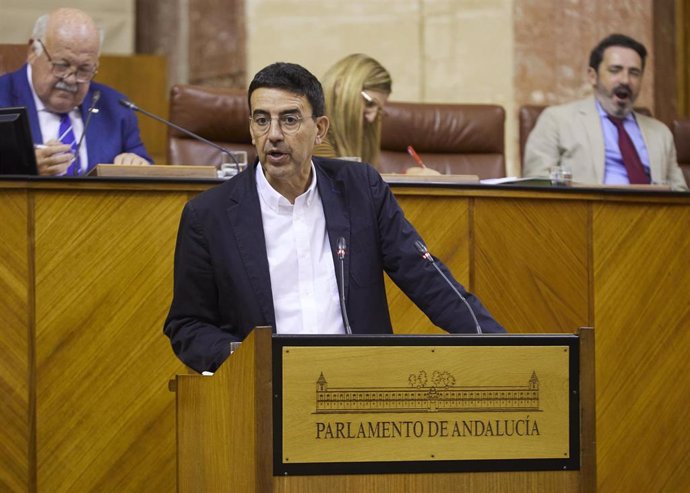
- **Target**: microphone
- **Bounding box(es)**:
[337,236,352,335]
[414,240,483,334]
[119,99,241,174]
[73,89,101,175]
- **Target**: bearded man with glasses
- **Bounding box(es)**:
[164,62,505,374]
[0,8,150,176]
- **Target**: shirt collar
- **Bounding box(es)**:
[255,161,318,211]
[595,98,636,124]
[26,64,46,113]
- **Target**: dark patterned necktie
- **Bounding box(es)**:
[58,113,81,176]
[606,115,649,184]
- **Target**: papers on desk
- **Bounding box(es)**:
[481,176,674,191]
[381,173,480,184]
[481,176,541,185]
[481,176,558,186]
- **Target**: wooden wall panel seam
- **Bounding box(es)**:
[586,203,595,327]
[27,190,37,493]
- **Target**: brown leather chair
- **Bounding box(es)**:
[380,102,505,178]
[167,84,256,165]
[519,104,653,168]
[0,43,28,76]
[672,118,690,185]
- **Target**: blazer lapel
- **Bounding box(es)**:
[80,89,99,170]
[636,114,662,183]
[13,65,43,143]
[226,165,276,325]
[578,97,606,183]
[315,162,351,302]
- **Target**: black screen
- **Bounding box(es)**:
[0,106,38,176]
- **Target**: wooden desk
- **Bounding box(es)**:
[0,178,688,492]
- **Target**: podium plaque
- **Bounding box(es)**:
[273,335,579,475]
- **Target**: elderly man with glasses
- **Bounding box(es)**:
[0,8,150,176]
[164,62,505,374]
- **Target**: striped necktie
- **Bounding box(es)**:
[58,113,81,176]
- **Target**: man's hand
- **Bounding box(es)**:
[405,166,441,176]
[35,139,73,176]
[113,153,149,165]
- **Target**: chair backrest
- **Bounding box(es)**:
[380,101,505,178]
[0,43,28,76]
[672,118,690,185]
[167,84,256,165]
[519,104,654,169]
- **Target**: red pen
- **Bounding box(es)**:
[406,145,427,169]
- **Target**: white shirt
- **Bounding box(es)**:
[27,64,89,174]
[256,163,346,335]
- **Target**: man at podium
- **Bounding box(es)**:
[164,62,505,373]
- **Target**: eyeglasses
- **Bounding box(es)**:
[37,39,98,83]
[361,91,385,119]
[249,113,313,135]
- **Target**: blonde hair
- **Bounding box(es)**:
[321,54,392,167]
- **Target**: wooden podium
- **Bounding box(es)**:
[173,328,595,492]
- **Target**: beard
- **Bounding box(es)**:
[597,81,637,117]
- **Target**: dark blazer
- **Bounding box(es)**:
[164,158,505,372]
[0,64,151,172]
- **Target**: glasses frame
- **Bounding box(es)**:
[249,113,315,136]
[361,90,385,119]
[37,39,98,83]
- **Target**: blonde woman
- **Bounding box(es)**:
[316,54,392,167]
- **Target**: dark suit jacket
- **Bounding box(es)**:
[0,64,151,172]
[164,158,504,372]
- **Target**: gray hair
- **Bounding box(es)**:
[31,13,105,53]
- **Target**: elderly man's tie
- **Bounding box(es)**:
[58,113,81,176]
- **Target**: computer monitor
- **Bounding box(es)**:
[0,106,38,176]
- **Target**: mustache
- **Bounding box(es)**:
[613,84,632,97]
[264,144,288,153]
[54,80,79,94]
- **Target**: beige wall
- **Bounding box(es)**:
[247,0,656,176]
[3,0,658,176]
[247,0,517,173]
[0,0,135,53]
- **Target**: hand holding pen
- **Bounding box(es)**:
[405,145,440,175]
[34,140,73,176]
[407,145,427,169]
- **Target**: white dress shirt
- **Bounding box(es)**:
[27,64,89,174]
[256,162,346,335]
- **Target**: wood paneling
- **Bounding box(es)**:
[97,55,168,164]
[0,191,31,492]
[593,203,690,492]
[387,187,689,492]
[179,328,586,493]
[0,185,190,492]
[0,180,688,492]
[386,195,469,334]
[473,198,591,332]
[272,471,580,492]
[177,328,273,493]
[31,190,185,492]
